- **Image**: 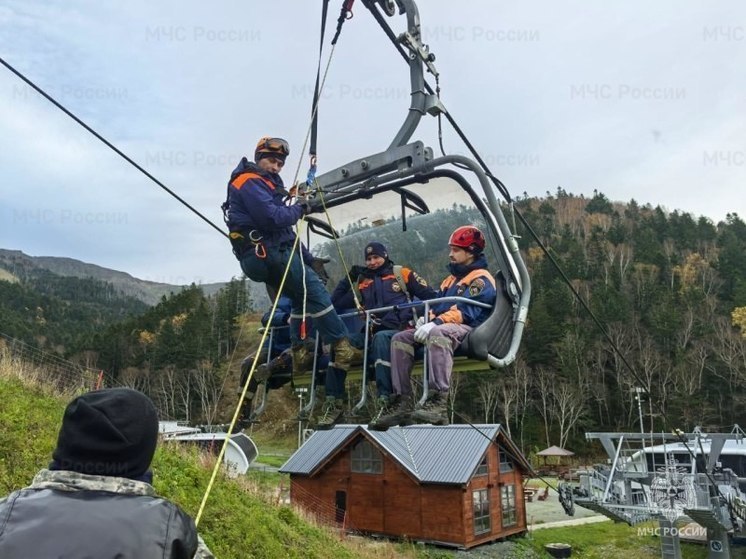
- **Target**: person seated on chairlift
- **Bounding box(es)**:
[369,226,497,430]
[313,241,436,430]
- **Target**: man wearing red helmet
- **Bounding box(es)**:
[223,137,361,379]
[369,225,497,430]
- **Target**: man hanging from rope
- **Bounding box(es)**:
[223,137,361,381]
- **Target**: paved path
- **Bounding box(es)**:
[529,515,609,530]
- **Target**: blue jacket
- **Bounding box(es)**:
[332,262,436,331]
[226,159,313,262]
[261,295,292,352]
[429,255,496,327]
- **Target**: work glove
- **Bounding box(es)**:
[415,316,426,329]
[297,200,313,216]
[414,321,436,343]
[311,257,331,285]
[348,265,366,281]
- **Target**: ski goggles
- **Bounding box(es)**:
[255,137,290,156]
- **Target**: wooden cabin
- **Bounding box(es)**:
[279,424,531,549]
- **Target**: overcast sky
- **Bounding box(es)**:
[1,1,744,285]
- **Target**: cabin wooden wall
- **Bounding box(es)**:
[288,433,528,548]
[462,442,527,548]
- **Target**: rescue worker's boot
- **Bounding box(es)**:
[411,390,449,426]
[314,396,346,430]
[291,344,315,376]
[368,394,414,431]
[297,388,324,422]
[257,350,291,383]
[331,337,363,372]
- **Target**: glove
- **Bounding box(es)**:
[415,316,426,329]
[311,257,330,285]
[414,321,436,343]
[348,265,366,280]
[297,200,312,215]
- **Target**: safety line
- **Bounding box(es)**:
[0,56,227,240]
[194,227,304,526]
[362,1,734,510]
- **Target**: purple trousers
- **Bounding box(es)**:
[390,323,472,395]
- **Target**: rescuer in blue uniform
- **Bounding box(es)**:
[313,241,436,429]
[223,137,361,378]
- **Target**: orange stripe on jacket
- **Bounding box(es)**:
[432,269,495,324]
[231,172,275,191]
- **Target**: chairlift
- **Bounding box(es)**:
[255,0,530,420]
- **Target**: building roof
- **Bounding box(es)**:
[280,424,532,484]
[536,445,575,457]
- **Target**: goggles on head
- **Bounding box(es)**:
[255,137,290,157]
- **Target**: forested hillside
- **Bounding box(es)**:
[3,191,745,454]
[0,269,148,352]
[315,190,746,452]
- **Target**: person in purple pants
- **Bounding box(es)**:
[369,226,497,430]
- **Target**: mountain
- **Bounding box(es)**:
[0,249,226,306]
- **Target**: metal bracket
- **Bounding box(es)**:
[312,141,432,194]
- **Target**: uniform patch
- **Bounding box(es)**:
[414,273,428,287]
[468,278,486,296]
[391,282,402,292]
[456,284,467,296]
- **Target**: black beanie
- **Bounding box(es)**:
[364,241,388,260]
[52,388,159,479]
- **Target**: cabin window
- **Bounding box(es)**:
[501,485,517,527]
[351,440,383,474]
[499,445,514,473]
[475,456,488,477]
[472,489,491,535]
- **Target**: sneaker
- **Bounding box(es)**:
[368,395,414,431]
[331,338,363,371]
[314,397,345,430]
[292,344,315,375]
[411,391,449,426]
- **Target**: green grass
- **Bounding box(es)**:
[255,454,292,468]
[516,521,735,559]
[0,374,427,559]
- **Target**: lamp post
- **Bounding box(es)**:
[296,387,308,448]
[632,387,645,434]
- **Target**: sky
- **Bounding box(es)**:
[0,1,744,285]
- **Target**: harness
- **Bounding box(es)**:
[222,172,278,259]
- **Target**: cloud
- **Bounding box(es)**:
[1,0,744,285]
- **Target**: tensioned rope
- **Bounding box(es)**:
[0,56,228,240]
[362,1,736,515]
[197,0,357,523]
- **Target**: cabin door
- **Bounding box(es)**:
[335,491,347,524]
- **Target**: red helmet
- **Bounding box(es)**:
[448,225,485,253]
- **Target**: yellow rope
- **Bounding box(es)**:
[194,225,304,526]
[197,34,339,526]
[316,186,363,312]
